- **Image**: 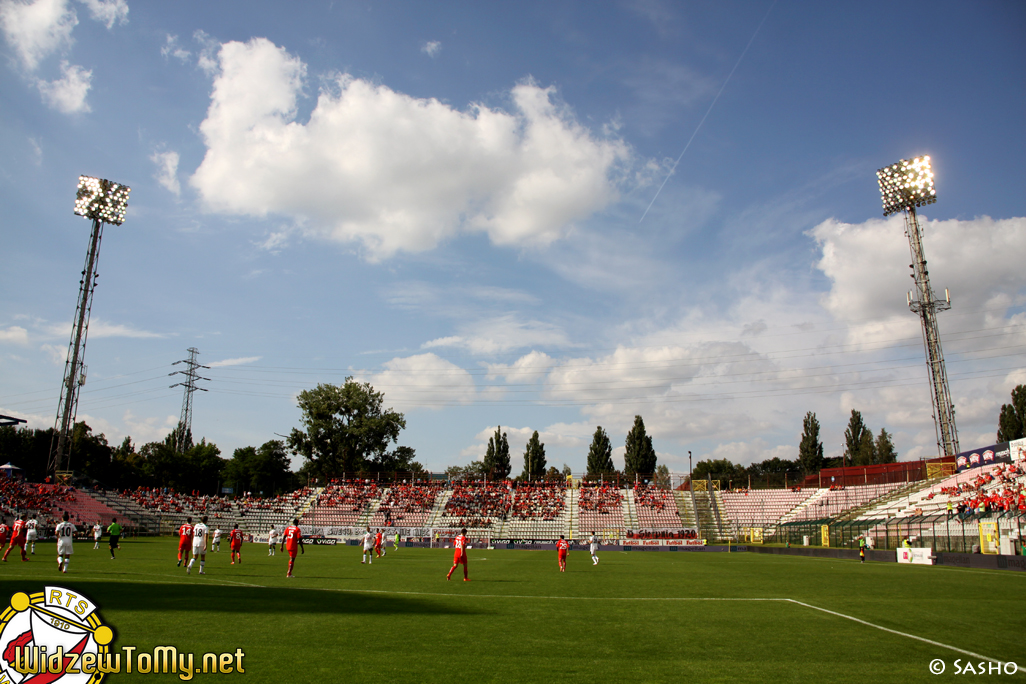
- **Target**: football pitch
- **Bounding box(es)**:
[0,538,1022,682]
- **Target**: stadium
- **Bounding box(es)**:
[1,1,1025,682]
[0,450,1022,681]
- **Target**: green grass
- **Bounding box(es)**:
[0,538,1023,682]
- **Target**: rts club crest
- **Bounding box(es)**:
[0,587,113,683]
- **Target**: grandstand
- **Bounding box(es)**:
[504,483,569,538]
[719,488,814,528]
[577,484,624,537]
[6,458,1019,551]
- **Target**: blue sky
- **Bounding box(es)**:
[1,0,1024,475]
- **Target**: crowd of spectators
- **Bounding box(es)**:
[579,483,623,513]
[0,479,76,516]
[935,463,1026,516]
[633,484,675,511]
[373,482,444,525]
[315,479,380,513]
[109,486,313,520]
[509,482,565,521]
[442,481,513,529]
[632,484,682,528]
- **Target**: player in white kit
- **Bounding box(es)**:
[93,521,103,549]
[589,531,600,565]
[361,528,374,564]
[188,516,209,575]
[267,527,278,556]
[25,517,38,555]
[212,528,222,552]
[55,512,75,573]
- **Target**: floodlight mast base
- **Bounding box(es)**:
[47,217,104,481]
[904,206,959,458]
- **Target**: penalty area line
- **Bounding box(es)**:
[785,599,1016,667]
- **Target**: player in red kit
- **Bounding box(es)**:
[281,518,304,578]
[229,524,243,564]
[177,517,194,567]
[374,530,385,558]
[556,535,569,572]
[0,520,9,549]
[2,515,28,562]
[446,528,469,581]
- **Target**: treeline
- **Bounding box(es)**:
[0,377,422,495]
[450,415,666,483]
[690,409,899,487]
[0,423,297,496]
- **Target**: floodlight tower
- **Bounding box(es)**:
[48,176,131,482]
[169,347,209,453]
[876,156,959,457]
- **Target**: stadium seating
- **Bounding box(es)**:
[720,488,815,527]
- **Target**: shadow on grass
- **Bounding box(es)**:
[0,580,480,616]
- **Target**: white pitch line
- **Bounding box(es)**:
[783,599,1017,667]
[284,586,1018,666]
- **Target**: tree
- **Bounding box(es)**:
[997,384,1026,442]
[875,429,897,464]
[855,429,876,466]
[372,445,423,473]
[655,464,670,488]
[623,415,657,479]
[224,440,294,496]
[586,426,614,478]
[521,431,546,481]
[446,460,488,480]
[798,412,824,474]
[693,458,746,483]
[844,410,871,466]
[483,426,511,479]
[287,379,406,478]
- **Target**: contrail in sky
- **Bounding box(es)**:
[639,1,777,224]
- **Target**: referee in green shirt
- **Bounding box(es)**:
[107,518,122,559]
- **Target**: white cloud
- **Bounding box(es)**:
[0,0,76,70]
[255,230,290,254]
[813,214,1026,348]
[45,318,162,339]
[36,59,90,113]
[208,356,261,368]
[0,326,29,345]
[77,0,125,29]
[190,37,631,260]
[160,33,190,62]
[39,343,65,364]
[422,315,572,354]
[0,407,50,429]
[705,439,796,468]
[150,148,180,196]
[362,353,476,410]
[421,40,441,57]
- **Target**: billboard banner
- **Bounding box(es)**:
[954,442,1010,473]
[621,539,705,547]
[897,547,934,565]
[1010,438,1026,463]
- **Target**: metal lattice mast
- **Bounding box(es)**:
[877,156,959,457]
[904,206,958,457]
[48,218,103,479]
[170,347,209,452]
[48,176,131,482]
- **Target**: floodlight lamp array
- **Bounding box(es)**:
[73,175,130,225]
[876,156,936,217]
